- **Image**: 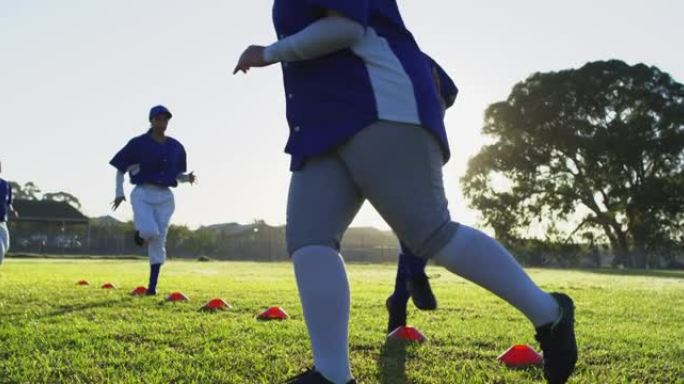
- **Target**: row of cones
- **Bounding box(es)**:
[82,280,542,367]
[385,326,542,368]
[384,329,542,370]
[78,280,288,319]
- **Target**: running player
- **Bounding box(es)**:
[110,105,196,295]
[234,3,577,383]
[387,56,458,333]
[0,160,17,266]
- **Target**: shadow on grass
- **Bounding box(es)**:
[583,268,684,279]
[46,297,130,317]
[378,339,409,384]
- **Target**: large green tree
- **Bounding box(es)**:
[462,60,684,267]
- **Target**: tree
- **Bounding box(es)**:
[9,181,82,209]
[22,182,42,199]
[8,181,41,200]
[43,191,82,209]
[462,60,684,267]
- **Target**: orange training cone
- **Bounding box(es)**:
[166,291,190,302]
[387,326,427,343]
[497,344,543,368]
[77,280,89,286]
[257,306,289,320]
[201,298,232,311]
[101,283,116,289]
[131,286,147,296]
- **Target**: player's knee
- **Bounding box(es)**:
[287,238,340,258]
[148,247,166,265]
[399,220,461,261]
[138,227,160,241]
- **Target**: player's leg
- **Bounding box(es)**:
[339,121,576,383]
[131,185,164,295]
[0,222,8,265]
[130,186,161,242]
[386,242,436,333]
[286,155,363,384]
[386,247,410,333]
[146,189,175,295]
[400,242,436,310]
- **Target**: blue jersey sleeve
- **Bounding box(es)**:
[434,62,458,109]
[307,0,370,26]
[109,139,136,173]
[425,55,458,109]
[178,143,188,175]
[7,183,11,206]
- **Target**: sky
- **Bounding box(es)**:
[1,0,683,230]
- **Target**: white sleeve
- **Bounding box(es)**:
[115,170,125,198]
[263,14,365,63]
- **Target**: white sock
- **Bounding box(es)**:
[434,225,559,327]
[292,246,353,384]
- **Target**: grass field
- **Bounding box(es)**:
[0,259,683,383]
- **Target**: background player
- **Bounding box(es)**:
[387,56,459,334]
[0,160,18,267]
[110,105,196,295]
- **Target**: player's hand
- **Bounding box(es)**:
[188,171,197,185]
[233,45,270,74]
[111,196,126,211]
[9,206,18,218]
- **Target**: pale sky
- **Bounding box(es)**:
[1,1,683,230]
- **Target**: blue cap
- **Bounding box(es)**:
[149,105,172,121]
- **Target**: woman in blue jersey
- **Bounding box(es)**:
[234,2,577,383]
[110,105,195,295]
[0,160,18,267]
[386,57,458,334]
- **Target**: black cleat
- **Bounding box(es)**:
[407,274,437,310]
[145,290,157,296]
[284,367,355,384]
[535,293,578,384]
[134,231,145,247]
[385,296,407,334]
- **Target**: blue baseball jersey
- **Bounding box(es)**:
[110,133,187,187]
[0,178,11,222]
[272,0,450,170]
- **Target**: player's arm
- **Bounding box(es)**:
[425,54,458,111]
[112,170,126,211]
[234,10,364,73]
[175,145,195,185]
[8,184,17,218]
[177,172,196,185]
[110,140,137,211]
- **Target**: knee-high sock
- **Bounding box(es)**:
[391,252,411,305]
[433,225,559,327]
[292,246,352,384]
[148,263,162,293]
[400,243,428,278]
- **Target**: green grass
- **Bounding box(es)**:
[0,259,683,383]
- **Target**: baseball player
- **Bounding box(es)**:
[234,2,577,383]
[110,105,195,295]
[386,56,458,334]
[0,160,17,266]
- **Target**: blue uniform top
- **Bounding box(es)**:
[272,0,450,170]
[109,133,187,187]
[0,178,11,222]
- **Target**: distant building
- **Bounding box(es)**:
[9,199,89,253]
